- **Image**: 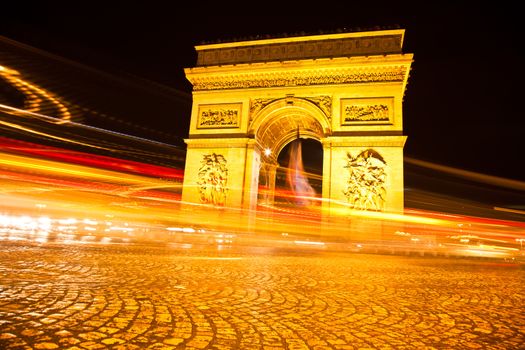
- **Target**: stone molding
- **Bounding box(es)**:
[184,137,252,149]
[189,66,407,91]
[321,135,407,147]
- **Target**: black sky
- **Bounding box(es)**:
[1,1,524,183]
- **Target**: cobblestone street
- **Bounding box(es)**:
[0,241,524,349]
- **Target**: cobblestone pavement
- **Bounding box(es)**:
[0,241,524,349]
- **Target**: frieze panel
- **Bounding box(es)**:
[192,67,406,91]
[197,103,242,129]
[340,97,394,125]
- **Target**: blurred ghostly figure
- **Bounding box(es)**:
[286,139,316,206]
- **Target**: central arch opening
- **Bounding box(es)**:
[273,138,323,208]
[252,99,330,210]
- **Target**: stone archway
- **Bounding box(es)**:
[250,97,329,207]
[181,29,412,214]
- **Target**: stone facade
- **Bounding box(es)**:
[182,29,412,214]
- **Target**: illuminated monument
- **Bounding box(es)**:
[182,29,413,214]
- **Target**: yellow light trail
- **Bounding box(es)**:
[0,152,166,185]
[405,156,525,191]
[0,144,522,260]
[0,119,113,151]
[0,64,72,121]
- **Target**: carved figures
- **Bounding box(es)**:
[199,108,239,127]
[344,104,389,122]
[343,149,387,211]
[197,153,228,206]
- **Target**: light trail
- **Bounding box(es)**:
[494,206,525,215]
[0,103,186,168]
[0,64,72,121]
[0,137,183,179]
[405,156,525,191]
[0,119,112,150]
[1,145,522,260]
[0,107,523,260]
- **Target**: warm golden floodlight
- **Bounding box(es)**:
[182,29,412,215]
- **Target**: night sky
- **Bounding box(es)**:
[1,1,524,184]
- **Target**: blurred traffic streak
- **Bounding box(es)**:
[0,104,186,243]
[1,104,524,261]
[1,141,524,261]
[0,103,186,168]
[2,145,523,258]
[0,136,183,180]
[0,63,72,122]
[405,156,525,191]
[2,189,524,261]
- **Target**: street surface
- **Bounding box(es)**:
[0,241,524,349]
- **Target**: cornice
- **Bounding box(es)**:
[196,29,405,50]
[321,135,407,147]
[184,137,252,149]
[186,53,413,74]
[188,65,409,91]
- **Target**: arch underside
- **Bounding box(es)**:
[257,112,324,157]
[251,98,330,157]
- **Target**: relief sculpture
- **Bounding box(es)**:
[197,153,228,206]
[343,149,387,211]
[249,98,276,121]
[198,104,241,128]
[344,104,389,122]
[199,109,238,127]
[303,96,332,121]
